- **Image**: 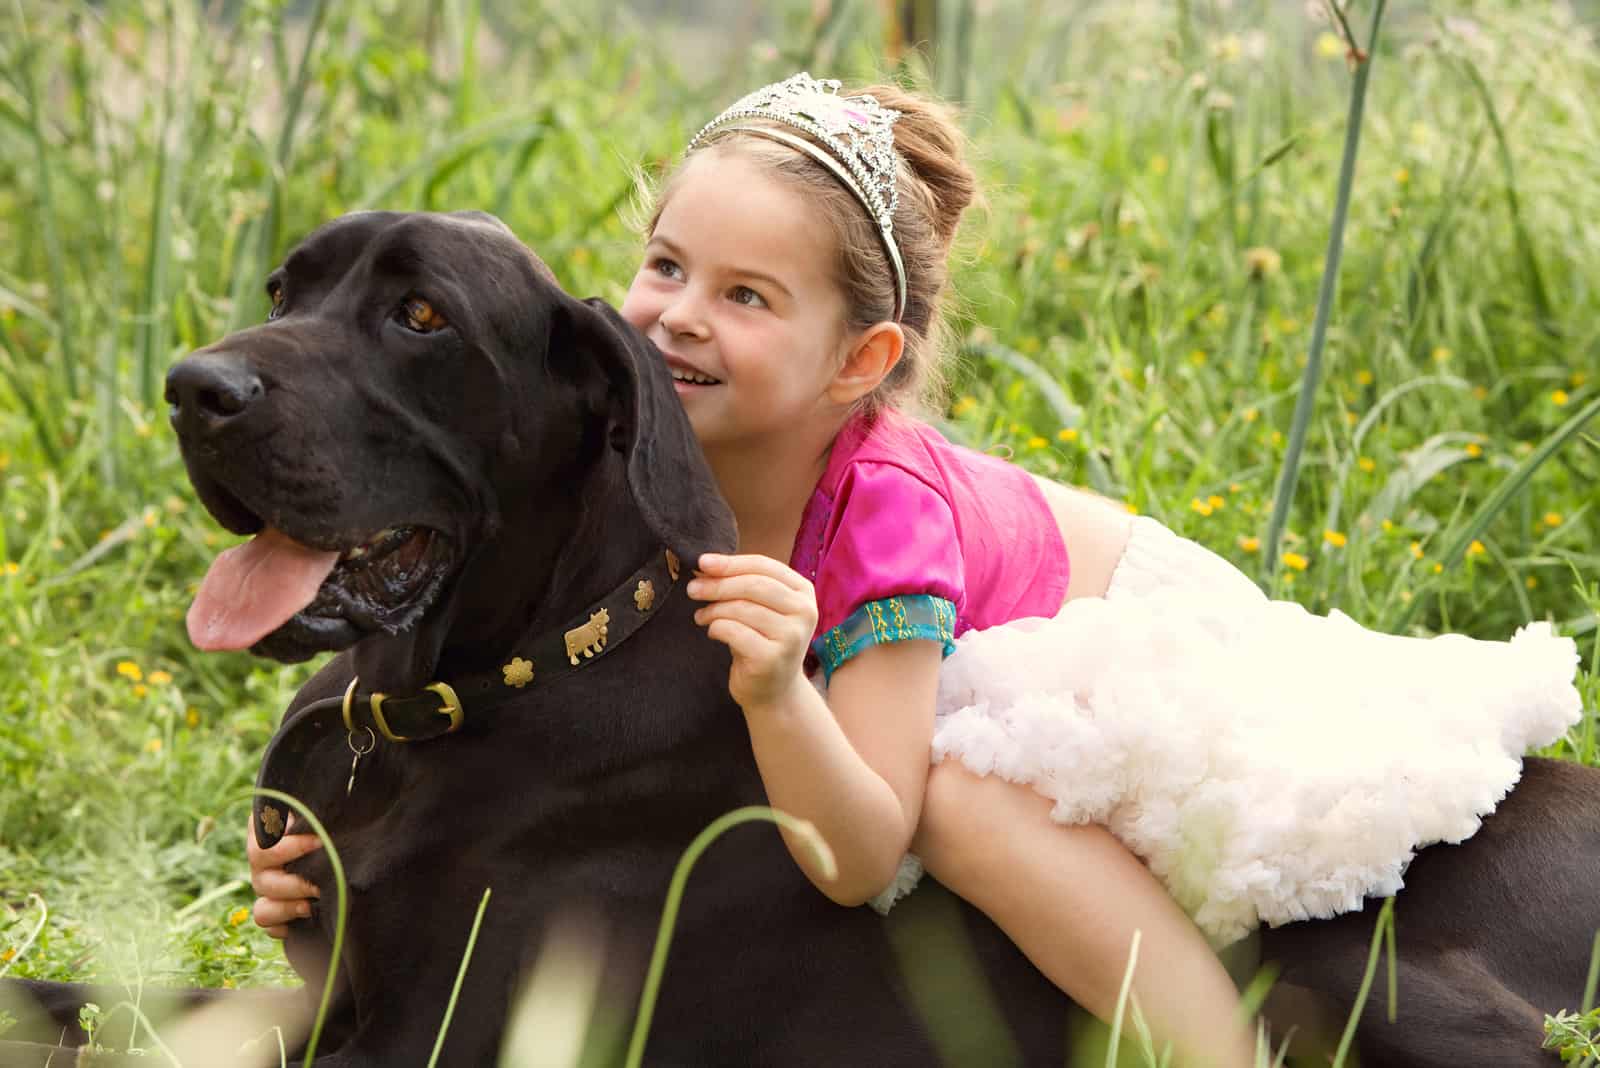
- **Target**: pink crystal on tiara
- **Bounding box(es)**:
[686,72,907,318]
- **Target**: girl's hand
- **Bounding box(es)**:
[247,814,323,940]
[688,553,817,713]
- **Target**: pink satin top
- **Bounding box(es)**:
[789,408,1071,678]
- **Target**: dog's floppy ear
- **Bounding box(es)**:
[554,294,738,563]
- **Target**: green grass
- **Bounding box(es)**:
[1,0,1598,1063]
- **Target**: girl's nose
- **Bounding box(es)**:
[659,290,709,340]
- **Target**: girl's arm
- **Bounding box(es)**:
[689,553,940,906]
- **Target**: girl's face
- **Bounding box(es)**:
[620,149,854,453]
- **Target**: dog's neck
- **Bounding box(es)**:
[431,449,657,681]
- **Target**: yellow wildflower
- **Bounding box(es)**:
[1281,552,1309,572]
[1410,541,1424,559]
[1467,540,1486,557]
[1432,562,1444,574]
[1472,386,1488,401]
[1027,436,1048,450]
[1238,536,1260,553]
[133,684,148,698]
[1381,519,1394,533]
[1543,512,1563,528]
[1270,430,1284,447]
[186,708,201,728]
[951,396,978,418]
[1243,247,1281,278]
[1431,346,1452,364]
[149,670,173,685]
[1572,371,1588,388]
[1526,576,1539,590]
[1356,369,1374,386]
[1393,167,1410,185]
[0,948,14,962]
[1124,502,1139,515]
[1242,407,1259,423]
[2,561,17,576]
[1324,530,1347,548]
[1358,456,1376,473]
[229,906,250,927]
[143,737,161,753]
[1190,349,1208,366]
[1229,482,1242,494]
[1551,389,1570,407]
[116,661,143,682]
[1465,442,1483,458]
[1315,31,1344,58]
[1208,495,1225,510]
[1057,427,1079,442]
[1190,497,1215,517]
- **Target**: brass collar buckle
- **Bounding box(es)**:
[341,677,464,743]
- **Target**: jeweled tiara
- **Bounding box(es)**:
[687,72,907,322]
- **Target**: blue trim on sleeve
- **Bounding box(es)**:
[811,595,958,682]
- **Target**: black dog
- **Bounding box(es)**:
[5,212,1596,1067]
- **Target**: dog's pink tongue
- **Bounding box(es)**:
[187,527,340,651]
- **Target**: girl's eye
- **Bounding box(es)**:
[399,296,448,334]
[266,283,285,321]
[651,257,683,281]
[731,286,766,308]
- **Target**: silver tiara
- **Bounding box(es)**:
[687,72,907,322]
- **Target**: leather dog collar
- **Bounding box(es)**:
[253,548,683,847]
[345,547,684,742]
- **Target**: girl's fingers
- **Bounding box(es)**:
[251,866,322,902]
[247,821,324,867]
[244,818,323,869]
[687,573,813,615]
[696,553,811,592]
[693,599,802,643]
[253,896,311,938]
[703,617,772,661]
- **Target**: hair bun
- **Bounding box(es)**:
[857,83,976,250]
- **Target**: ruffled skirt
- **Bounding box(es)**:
[878,517,1584,947]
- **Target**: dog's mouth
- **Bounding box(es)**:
[188,520,455,659]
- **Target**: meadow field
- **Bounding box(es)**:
[1,0,1598,1062]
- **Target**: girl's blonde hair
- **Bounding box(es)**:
[641,80,979,418]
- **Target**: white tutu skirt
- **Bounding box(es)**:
[873,517,1584,947]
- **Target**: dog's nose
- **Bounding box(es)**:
[166,352,265,431]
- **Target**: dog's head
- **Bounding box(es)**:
[168,210,734,682]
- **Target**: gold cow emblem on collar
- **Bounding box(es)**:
[564,609,610,665]
[634,580,655,612]
[260,805,285,838]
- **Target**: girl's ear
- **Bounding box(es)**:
[827,321,904,405]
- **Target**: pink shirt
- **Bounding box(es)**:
[789,409,1071,678]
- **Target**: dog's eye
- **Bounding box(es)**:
[400,297,448,334]
[266,283,285,321]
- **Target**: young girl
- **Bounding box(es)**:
[252,73,1582,1067]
